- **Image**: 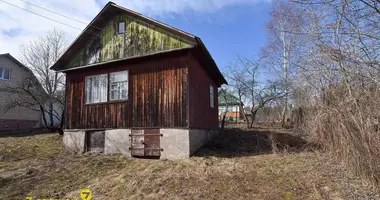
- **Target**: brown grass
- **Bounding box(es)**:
[300,86,380,192]
[0,129,378,200]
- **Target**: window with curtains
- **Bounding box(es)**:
[109,71,128,101]
[210,85,214,108]
[85,74,108,104]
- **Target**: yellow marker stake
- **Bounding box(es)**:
[80,188,93,200]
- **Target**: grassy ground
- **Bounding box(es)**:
[0,128,378,200]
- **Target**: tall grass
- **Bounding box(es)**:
[302,86,380,189]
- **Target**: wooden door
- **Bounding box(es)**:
[130,129,161,157]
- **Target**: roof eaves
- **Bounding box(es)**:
[50,2,115,71]
[57,46,193,72]
[194,37,227,86]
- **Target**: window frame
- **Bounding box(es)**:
[210,85,214,108]
[85,74,109,105]
[0,67,10,80]
[109,70,129,102]
[84,71,129,105]
[117,21,126,34]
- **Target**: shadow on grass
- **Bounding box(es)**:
[196,128,318,158]
[0,129,55,138]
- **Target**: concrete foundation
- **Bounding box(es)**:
[104,129,131,156]
[63,128,218,159]
[160,129,190,159]
[189,129,219,155]
[62,130,85,154]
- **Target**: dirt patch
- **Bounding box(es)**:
[0,131,378,199]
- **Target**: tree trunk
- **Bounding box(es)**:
[40,105,48,128]
[221,114,227,131]
[49,100,54,128]
[58,108,65,135]
[250,109,259,128]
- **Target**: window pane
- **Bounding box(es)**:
[4,68,10,79]
[118,22,125,34]
[110,83,118,90]
[110,90,119,101]
[85,74,108,104]
[110,71,128,83]
[109,71,128,101]
[0,68,3,79]
[85,77,91,104]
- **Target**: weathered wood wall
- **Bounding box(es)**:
[65,51,189,129]
[188,54,219,130]
[66,12,193,69]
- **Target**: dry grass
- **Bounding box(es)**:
[0,129,378,200]
[300,86,380,192]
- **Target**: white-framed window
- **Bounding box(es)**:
[0,67,10,80]
[210,85,214,108]
[109,71,128,101]
[118,21,126,34]
[85,74,108,104]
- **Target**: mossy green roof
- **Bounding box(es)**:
[218,89,241,106]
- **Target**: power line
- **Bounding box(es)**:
[0,0,101,37]
[17,0,102,30]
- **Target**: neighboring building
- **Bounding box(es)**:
[51,2,227,159]
[0,53,42,132]
[218,89,243,121]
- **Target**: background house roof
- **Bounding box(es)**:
[218,89,242,106]
[0,53,31,73]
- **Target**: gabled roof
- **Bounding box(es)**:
[51,1,227,85]
[0,53,48,97]
[218,89,242,106]
[0,53,31,73]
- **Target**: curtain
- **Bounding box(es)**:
[85,74,108,104]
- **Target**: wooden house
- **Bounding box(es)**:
[218,89,244,121]
[51,2,227,159]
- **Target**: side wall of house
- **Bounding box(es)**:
[0,56,41,131]
[188,53,219,130]
[65,51,189,129]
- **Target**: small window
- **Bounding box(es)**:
[85,74,108,104]
[118,21,126,34]
[109,71,128,101]
[0,68,10,80]
[210,85,214,108]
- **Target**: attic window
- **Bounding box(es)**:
[118,21,126,34]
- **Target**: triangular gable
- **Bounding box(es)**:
[52,2,196,70]
[51,2,227,86]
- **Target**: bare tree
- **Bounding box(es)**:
[18,28,67,132]
[227,56,284,128]
[261,0,306,127]
[265,0,380,189]
[219,87,230,130]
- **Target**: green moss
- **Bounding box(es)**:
[65,13,193,69]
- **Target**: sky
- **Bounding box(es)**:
[0,0,271,73]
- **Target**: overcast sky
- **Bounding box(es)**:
[0,0,270,72]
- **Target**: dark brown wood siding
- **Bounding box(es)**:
[188,52,219,130]
[65,51,189,129]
